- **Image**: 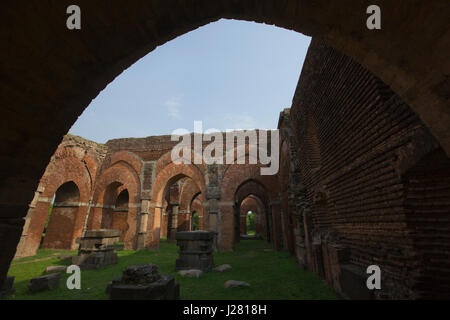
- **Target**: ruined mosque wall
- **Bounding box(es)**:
[287,39,450,299]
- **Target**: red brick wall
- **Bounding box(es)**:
[287,39,450,299]
[239,196,267,237]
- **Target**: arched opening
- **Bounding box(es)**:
[41,181,80,250]
[40,194,55,248]
[189,191,204,231]
[2,3,450,300]
[100,182,130,242]
[112,189,129,242]
[192,211,199,231]
[402,147,450,298]
[148,161,206,248]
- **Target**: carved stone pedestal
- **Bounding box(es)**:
[72,229,121,270]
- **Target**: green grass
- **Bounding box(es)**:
[5,240,337,300]
[11,249,77,265]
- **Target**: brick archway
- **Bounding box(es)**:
[147,161,206,248]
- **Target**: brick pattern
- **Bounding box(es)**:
[283,39,450,299]
[2,0,449,291]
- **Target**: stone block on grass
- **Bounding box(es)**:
[72,229,121,270]
[28,273,61,293]
[178,269,203,278]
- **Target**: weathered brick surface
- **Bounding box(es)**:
[1,0,449,293]
[10,39,449,300]
[280,39,450,299]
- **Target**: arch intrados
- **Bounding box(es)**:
[152,162,206,206]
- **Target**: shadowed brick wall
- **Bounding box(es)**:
[285,39,450,299]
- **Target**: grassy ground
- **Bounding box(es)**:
[5,240,337,300]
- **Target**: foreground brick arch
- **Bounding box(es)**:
[14,139,99,258]
[283,39,450,299]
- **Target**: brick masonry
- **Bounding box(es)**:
[4,41,450,300]
[12,39,450,300]
[278,39,450,299]
[1,1,449,298]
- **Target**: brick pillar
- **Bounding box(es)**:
[177,209,190,232]
[167,204,179,242]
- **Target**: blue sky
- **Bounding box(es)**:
[69,19,311,143]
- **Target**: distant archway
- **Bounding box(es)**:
[192,211,199,231]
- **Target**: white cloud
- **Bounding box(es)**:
[165,98,181,119]
[223,114,258,130]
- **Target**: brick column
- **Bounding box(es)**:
[14,186,44,259]
[135,194,151,250]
